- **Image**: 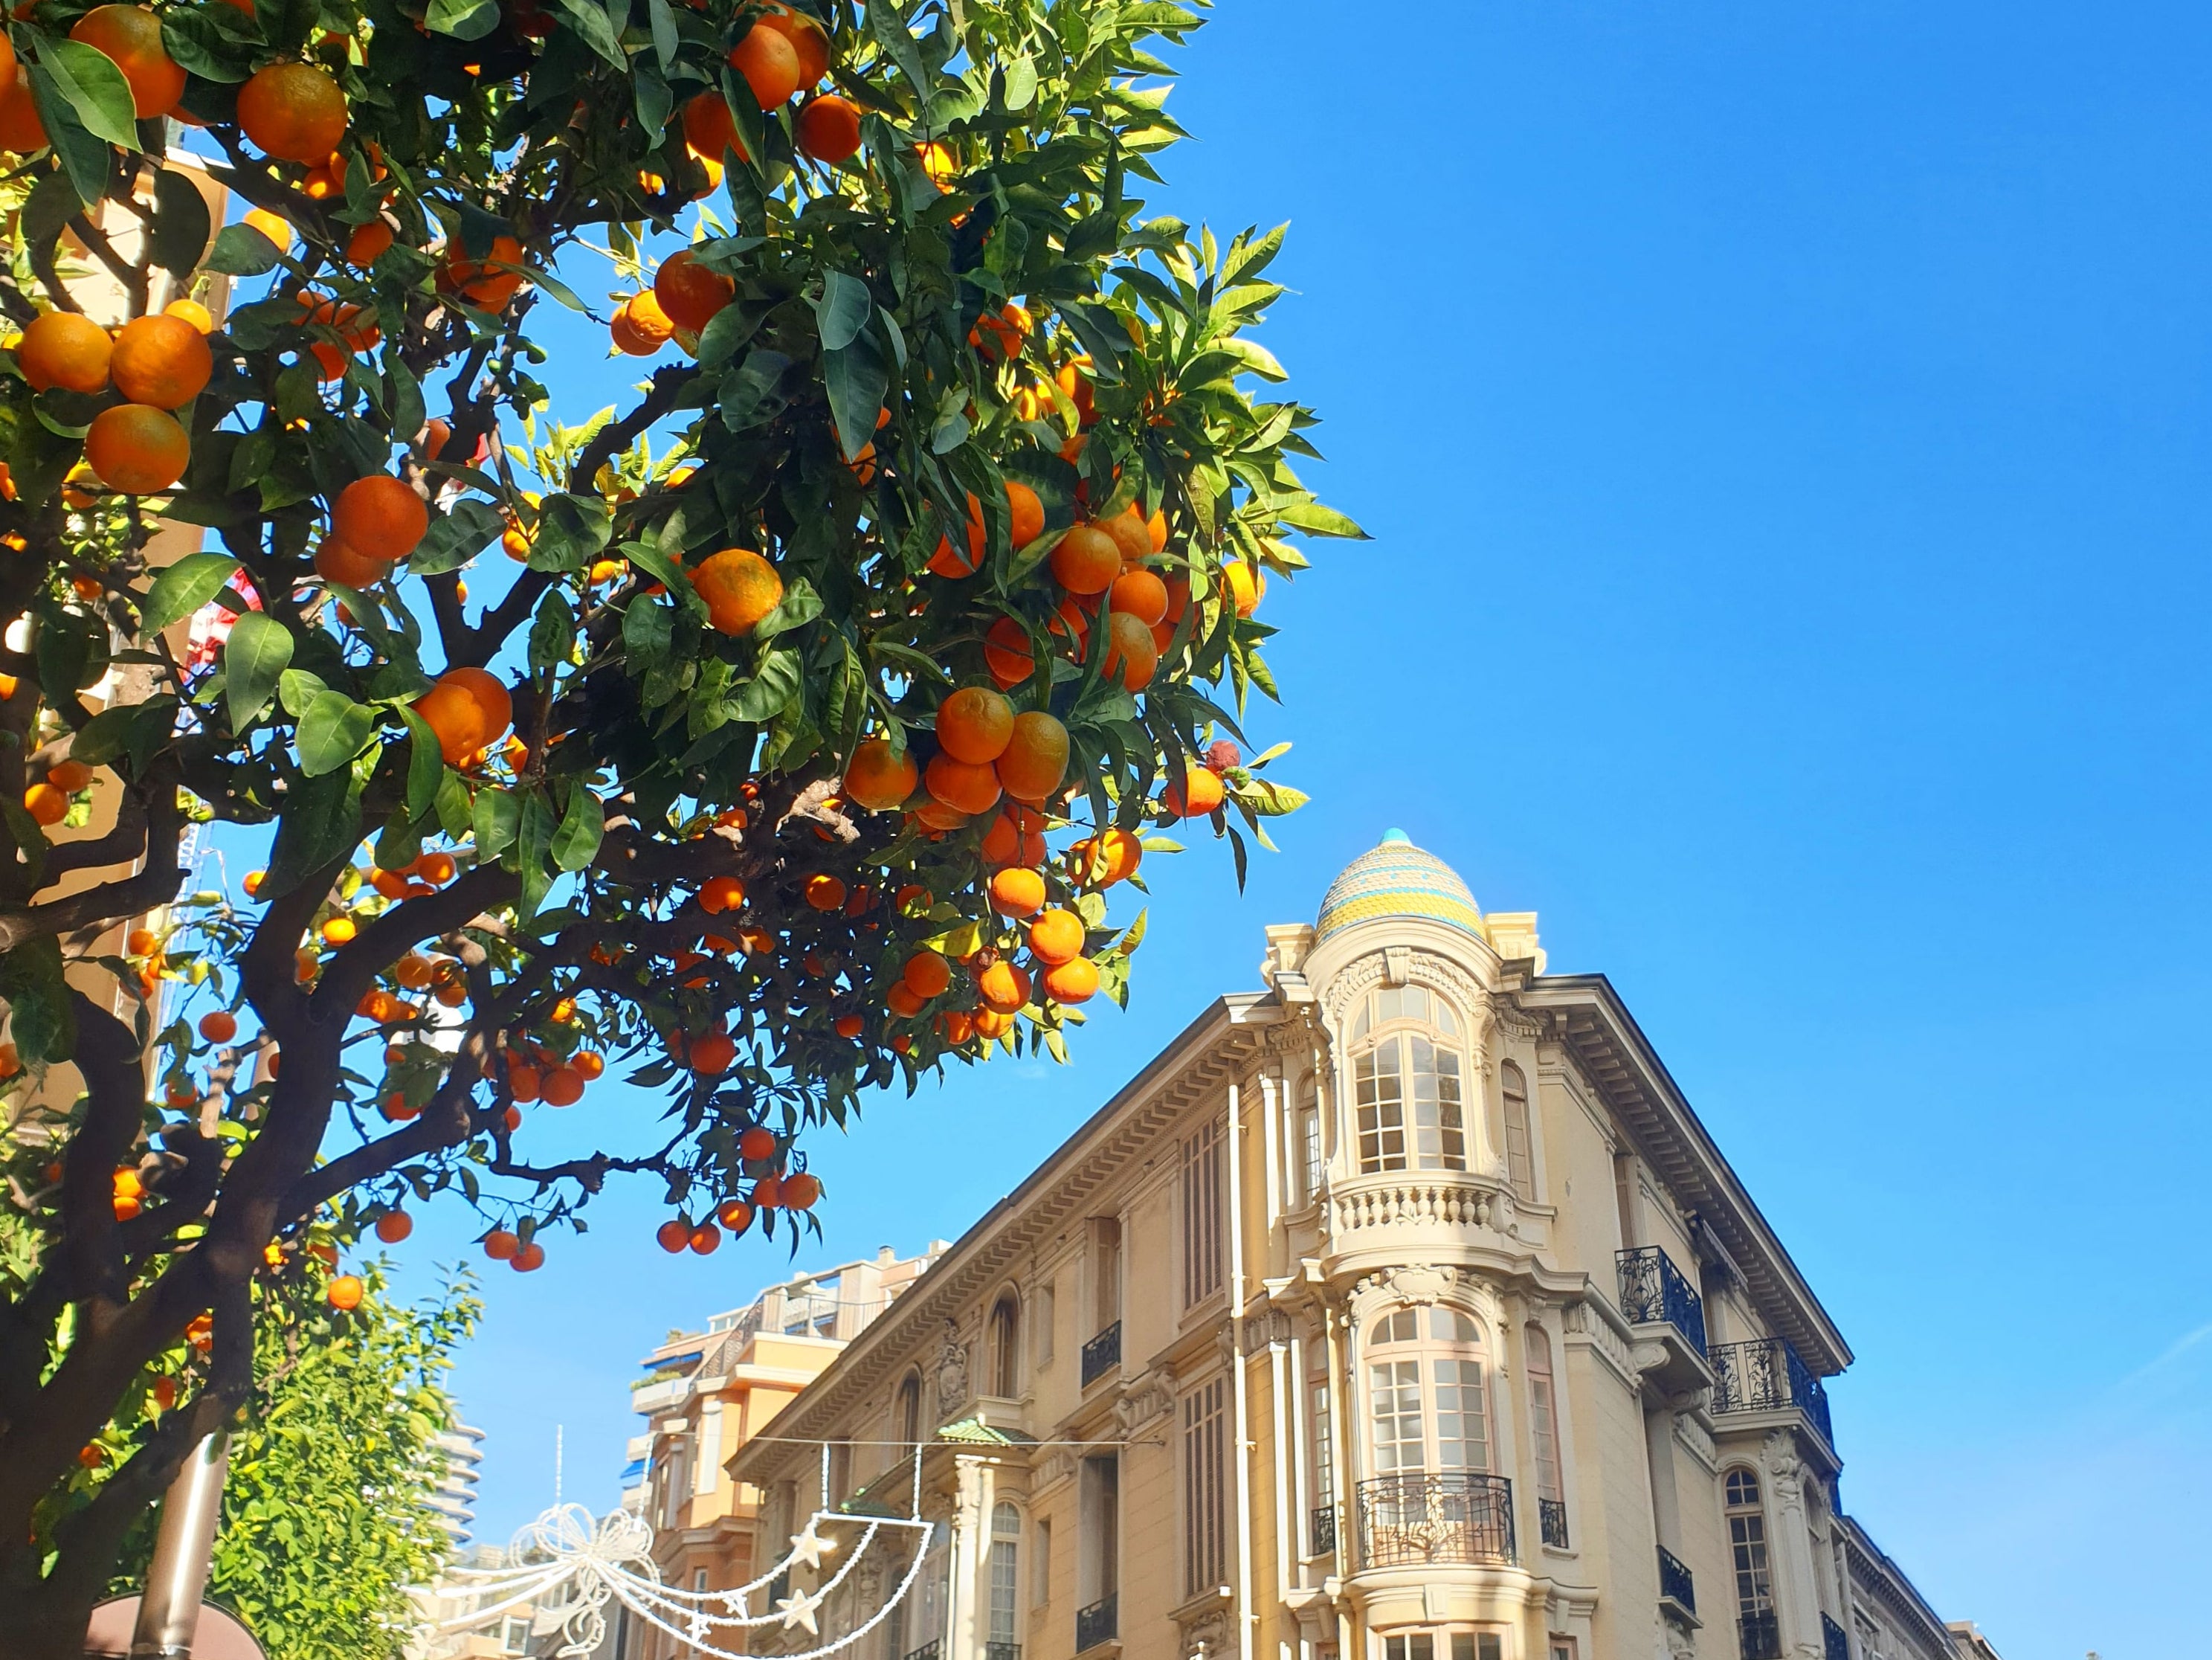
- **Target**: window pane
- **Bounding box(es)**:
[1429,1307,1478,1343]
[1431,1359,1489,1471]
[1310,1380,1334,1507]
[989,1538,1019,1641]
[1434,1049,1465,1170]
[1357,1043,1408,1172]
[1408,1637,1434,1660]
[1369,1360,1424,1473]
[1501,1063,1535,1202]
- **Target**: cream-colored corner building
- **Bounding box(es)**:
[732,833,2000,1660]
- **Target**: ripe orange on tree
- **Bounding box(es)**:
[781,1171,822,1209]
[1069,828,1142,887]
[1049,523,1120,594]
[19,313,112,395]
[482,1229,520,1261]
[996,711,1069,804]
[344,219,394,267]
[655,1217,691,1253]
[983,617,1034,688]
[110,315,213,408]
[413,667,513,765]
[975,959,1031,1014]
[70,7,184,118]
[1044,957,1099,1005]
[937,686,1014,764]
[902,950,951,999]
[989,866,1045,918]
[924,753,1001,817]
[1029,909,1084,966]
[1225,559,1266,617]
[1101,611,1158,690]
[688,1222,721,1255]
[198,1010,237,1043]
[682,91,746,162]
[738,1124,776,1162]
[375,1210,413,1243]
[689,1031,736,1073]
[314,538,390,588]
[611,291,674,356]
[689,547,783,635]
[1163,762,1225,819]
[333,474,428,560]
[325,1275,364,1311]
[236,62,349,164]
[758,1,831,84]
[511,1242,545,1271]
[729,22,802,107]
[447,234,526,309]
[86,406,190,495]
[796,95,862,164]
[0,68,45,153]
[655,248,736,332]
[842,737,918,811]
[700,875,746,913]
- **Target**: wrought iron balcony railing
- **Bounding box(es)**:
[1538,1496,1570,1549]
[985,1644,1022,1660]
[1354,1472,1515,1569]
[1080,1321,1121,1388]
[1738,1609,1781,1659]
[1616,1246,1707,1355]
[903,1643,941,1660]
[1309,1503,1337,1556]
[1075,1593,1118,1652]
[1710,1337,1835,1446]
[1656,1545,1695,1614]
[1822,1612,1851,1660]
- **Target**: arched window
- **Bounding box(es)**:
[1294,1073,1323,1206]
[1500,1062,1536,1202]
[1350,987,1467,1174]
[987,1294,1021,1397]
[1365,1306,1489,1473]
[894,1372,922,1447]
[987,1502,1022,1647]
[1725,1467,1775,1624]
[1526,1324,1564,1544]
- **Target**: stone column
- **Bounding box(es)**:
[1762,1435,1828,1658]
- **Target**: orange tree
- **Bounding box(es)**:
[0,0,1356,1638]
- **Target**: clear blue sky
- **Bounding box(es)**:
[332,4,2212,1655]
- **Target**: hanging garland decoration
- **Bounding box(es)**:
[426,1458,936,1659]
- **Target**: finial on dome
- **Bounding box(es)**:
[1315,833,1481,942]
[1381,828,1411,845]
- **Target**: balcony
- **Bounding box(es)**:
[903,1645,941,1660]
[1822,1612,1851,1660]
[1309,1504,1337,1557]
[1080,1322,1121,1388]
[1656,1545,1696,1617]
[985,1645,1022,1660]
[1538,1496,1569,1549]
[1076,1593,1118,1652]
[1738,1609,1781,1659]
[1353,1472,1515,1569]
[1617,1246,1709,1391]
[1710,1337,1835,1450]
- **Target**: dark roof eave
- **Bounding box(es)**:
[1521,972,1854,1371]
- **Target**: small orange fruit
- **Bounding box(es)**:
[111,315,213,408]
[237,62,349,164]
[1163,762,1225,819]
[689,547,783,635]
[729,22,801,107]
[70,7,184,118]
[925,753,1002,817]
[344,219,394,267]
[843,737,918,811]
[86,405,190,495]
[804,874,846,910]
[199,1010,237,1043]
[333,475,428,561]
[413,667,513,765]
[654,248,735,334]
[795,94,862,163]
[989,866,1045,918]
[1044,956,1099,1005]
[326,1274,364,1311]
[1050,524,1120,595]
[995,711,1069,804]
[937,686,1015,765]
[1029,909,1084,965]
[19,312,112,394]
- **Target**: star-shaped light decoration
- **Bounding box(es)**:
[787,1517,838,1572]
[775,1586,823,1635]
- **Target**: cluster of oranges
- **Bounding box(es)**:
[22,756,94,829]
[656,1122,822,1255]
[14,303,213,496]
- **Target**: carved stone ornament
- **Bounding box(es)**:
[1176,1599,1233,1660]
[1035,1447,1077,1493]
[1113,1370,1176,1436]
[935,1322,970,1415]
[1347,1264,1463,1325]
[1382,947,1412,987]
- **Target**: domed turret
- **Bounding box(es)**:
[1314,829,1483,944]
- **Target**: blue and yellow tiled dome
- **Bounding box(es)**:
[1315,830,1483,942]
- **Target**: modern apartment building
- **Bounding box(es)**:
[731,832,1999,1660]
[614,1245,948,1659]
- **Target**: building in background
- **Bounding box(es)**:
[735,832,2005,1660]
[610,1245,949,1660]
[426,1421,487,1544]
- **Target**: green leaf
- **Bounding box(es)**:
[276,667,329,718]
[550,785,604,872]
[548,0,625,65]
[204,223,283,277]
[732,646,802,721]
[38,38,140,149]
[472,786,520,862]
[0,937,76,1064]
[424,0,503,39]
[1001,52,1036,110]
[528,591,575,672]
[150,170,213,277]
[142,553,241,633]
[400,709,445,818]
[823,326,889,463]
[529,494,612,573]
[161,7,254,81]
[410,499,505,576]
[816,271,871,353]
[223,612,294,732]
[863,0,927,95]
[296,691,376,776]
[752,576,822,640]
[645,0,677,67]
[1275,499,1367,539]
[263,765,364,898]
[28,64,115,205]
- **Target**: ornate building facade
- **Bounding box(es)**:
[732,834,1998,1660]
